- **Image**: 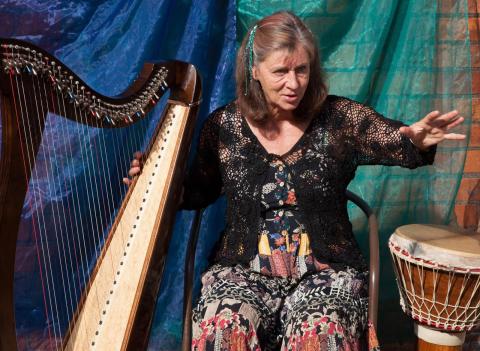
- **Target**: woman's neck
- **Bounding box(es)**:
[268,105,294,121]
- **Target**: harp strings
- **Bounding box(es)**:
[73,73,130,350]
[30,56,63,350]
[53,72,86,304]
[51,62,129,348]
[47,67,80,348]
[28,50,78,349]
[55,76,87,289]
[69,79,106,351]
[8,45,58,349]
[51,66,95,350]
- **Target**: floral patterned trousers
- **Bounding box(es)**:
[192,264,380,351]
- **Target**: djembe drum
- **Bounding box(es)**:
[389,224,480,351]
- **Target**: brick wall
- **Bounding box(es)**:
[459,2,480,350]
[455,0,480,233]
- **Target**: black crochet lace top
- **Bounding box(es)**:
[182,95,436,272]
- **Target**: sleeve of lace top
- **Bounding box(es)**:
[338,97,436,168]
[180,111,223,210]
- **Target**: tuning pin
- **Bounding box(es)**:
[67,90,75,103]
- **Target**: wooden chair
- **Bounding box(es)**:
[180,190,379,350]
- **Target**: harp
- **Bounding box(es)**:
[0,39,201,350]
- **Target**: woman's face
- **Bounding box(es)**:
[252,45,310,116]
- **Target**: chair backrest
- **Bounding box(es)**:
[181,191,379,350]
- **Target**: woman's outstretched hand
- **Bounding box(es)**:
[399,110,466,150]
[123,151,143,186]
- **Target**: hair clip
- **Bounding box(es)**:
[244,24,258,96]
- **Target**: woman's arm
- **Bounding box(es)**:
[335,97,464,168]
[180,111,223,210]
[123,111,224,210]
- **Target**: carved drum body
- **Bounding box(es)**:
[389,224,480,351]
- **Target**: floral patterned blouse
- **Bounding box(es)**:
[250,157,329,279]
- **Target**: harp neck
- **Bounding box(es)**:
[0,38,201,127]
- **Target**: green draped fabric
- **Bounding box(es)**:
[237,0,472,344]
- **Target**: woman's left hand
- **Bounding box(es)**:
[399,110,466,150]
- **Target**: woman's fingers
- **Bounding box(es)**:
[128,166,141,177]
[399,126,415,138]
[437,110,460,125]
[124,166,141,186]
[427,110,461,127]
[443,133,466,140]
[134,151,143,160]
[129,152,143,176]
[124,151,144,186]
[424,110,441,123]
[445,116,464,130]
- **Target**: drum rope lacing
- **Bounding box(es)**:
[389,240,480,331]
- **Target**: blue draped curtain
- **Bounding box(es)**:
[0,1,235,349]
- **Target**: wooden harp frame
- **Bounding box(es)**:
[0,38,201,350]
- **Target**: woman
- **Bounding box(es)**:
[126,11,464,351]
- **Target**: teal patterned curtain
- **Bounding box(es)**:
[238,0,472,344]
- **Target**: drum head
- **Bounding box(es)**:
[391,224,480,270]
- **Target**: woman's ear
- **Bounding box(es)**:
[252,65,258,80]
